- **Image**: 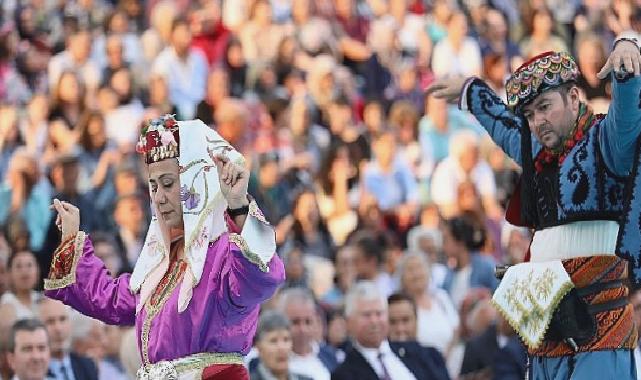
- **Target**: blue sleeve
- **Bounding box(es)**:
[465,79,541,166]
[600,73,641,176]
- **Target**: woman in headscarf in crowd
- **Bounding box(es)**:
[46,115,284,379]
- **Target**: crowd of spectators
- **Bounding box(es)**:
[0,0,638,379]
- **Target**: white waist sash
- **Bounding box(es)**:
[530,220,619,262]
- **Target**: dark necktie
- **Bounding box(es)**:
[377,352,392,380]
[60,364,71,380]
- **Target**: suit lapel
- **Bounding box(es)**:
[69,353,82,380]
[389,343,424,379]
[345,348,381,379]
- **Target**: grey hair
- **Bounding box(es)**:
[8,318,48,353]
[255,310,291,342]
[395,252,431,291]
[344,281,387,317]
[277,287,316,312]
[406,227,442,253]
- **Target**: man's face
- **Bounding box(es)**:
[348,298,388,348]
[522,88,579,150]
[8,329,50,380]
[284,301,316,353]
[171,24,192,55]
[388,300,417,341]
[39,300,71,356]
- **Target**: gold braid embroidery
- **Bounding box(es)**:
[140,259,187,365]
[228,233,269,273]
[44,232,87,290]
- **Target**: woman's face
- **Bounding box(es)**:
[257,329,292,375]
[289,99,309,135]
[335,246,357,288]
[88,116,107,148]
[227,44,245,67]
[58,73,81,104]
[148,159,184,230]
[207,69,229,103]
[533,12,552,35]
[401,256,428,296]
[294,192,319,225]
[9,251,38,292]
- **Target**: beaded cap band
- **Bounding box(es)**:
[506,51,580,111]
[136,114,180,164]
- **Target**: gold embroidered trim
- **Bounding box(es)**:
[228,233,269,273]
[491,274,574,349]
[136,352,243,379]
[44,232,87,290]
[140,259,187,365]
[248,200,270,225]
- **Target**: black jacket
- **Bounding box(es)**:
[331,341,450,380]
[48,353,98,380]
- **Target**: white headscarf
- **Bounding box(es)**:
[129,119,244,312]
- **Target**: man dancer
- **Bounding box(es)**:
[428,37,641,379]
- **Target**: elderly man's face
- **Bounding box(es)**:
[284,301,316,353]
[388,300,416,342]
[8,329,50,380]
[348,298,388,348]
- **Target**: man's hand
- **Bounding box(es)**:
[597,39,641,79]
[213,153,249,209]
[424,76,469,104]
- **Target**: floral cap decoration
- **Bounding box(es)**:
[136,114,180,164]
[505,51,580,112]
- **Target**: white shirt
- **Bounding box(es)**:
[430,157,496,208]
[416,289,460,354]
[289,343,331,380]
[431,37,482,78]
[354,340,417,380]
[449,266,472,308]
[152,48,208,119]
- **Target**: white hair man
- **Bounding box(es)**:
[331,281,450,380]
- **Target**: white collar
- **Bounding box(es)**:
[354,339,393,358]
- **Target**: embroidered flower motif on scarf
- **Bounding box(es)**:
[180,185,201,210]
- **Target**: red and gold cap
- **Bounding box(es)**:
[136,114,180,164]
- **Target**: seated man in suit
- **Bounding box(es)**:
[6,319,51,380]
[277,288,339,380]
[332,281,450,380]
[38,298,98,380]
[460,311,526,380]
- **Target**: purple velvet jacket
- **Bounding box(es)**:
[44,230,284,365]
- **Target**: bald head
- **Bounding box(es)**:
[38,298,72,358]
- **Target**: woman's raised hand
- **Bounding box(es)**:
[51,199,80,241]
[213,154,250,209]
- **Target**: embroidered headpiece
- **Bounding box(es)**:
[506,51,580,111]
[136,114,180,164]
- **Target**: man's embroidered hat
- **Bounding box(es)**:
[506,51,580,111]
[136,114,180,164]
